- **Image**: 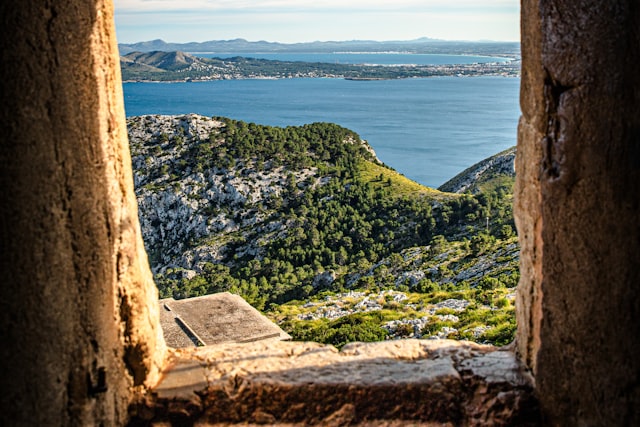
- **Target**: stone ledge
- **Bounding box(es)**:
[159,293,291,348]
[130,339,539,426]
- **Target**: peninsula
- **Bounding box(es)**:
[120,50,520,82]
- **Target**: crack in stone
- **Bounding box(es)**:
[542,69,577,181]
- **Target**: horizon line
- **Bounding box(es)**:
[118,37,521,45]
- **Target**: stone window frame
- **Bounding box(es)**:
[120,7,538,427]
[4,1,638,425]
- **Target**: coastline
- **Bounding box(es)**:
[120,52,520,83]
[121,65,521,84]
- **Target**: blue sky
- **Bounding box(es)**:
[113,0,520,44]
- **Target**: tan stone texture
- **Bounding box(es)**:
[0,0,165,425]
[133,340,539,426]
[517,0,640,424]
[514,118,544,373]
[2,0,639,424]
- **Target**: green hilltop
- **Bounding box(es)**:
[130,114,518,347]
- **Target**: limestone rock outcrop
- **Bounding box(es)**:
[438,146,515,194]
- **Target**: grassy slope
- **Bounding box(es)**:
[358,160,448,198]
[269,153,518,348]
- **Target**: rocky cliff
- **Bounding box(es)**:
[130,114,379,278]
[130,114,519,345]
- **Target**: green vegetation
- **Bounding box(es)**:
[288,312,388,349]
[133,115,518,348]
[271,234,518,348]
[358,160,443,197]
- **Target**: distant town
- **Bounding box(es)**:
[119,39,520,82]
[120,51,520,82]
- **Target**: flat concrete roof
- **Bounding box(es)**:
[159,292,291,348]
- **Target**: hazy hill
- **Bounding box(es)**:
[130,114,518,347]
[122,50,200,70]
[118,38,520,57]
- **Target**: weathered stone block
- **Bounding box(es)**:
[132,340,539,426]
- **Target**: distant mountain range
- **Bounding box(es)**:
[118,38,520,57]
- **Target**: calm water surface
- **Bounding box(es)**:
[196,52,512,66]
[123,76,520,188]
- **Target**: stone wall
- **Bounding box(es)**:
[133,340,539,426]
[1,0,639,425]
[515,0,640,424]
[0,1,165,425]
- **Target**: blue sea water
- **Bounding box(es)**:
[196,52,512,66]
[123,76,520,188]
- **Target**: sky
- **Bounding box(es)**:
[113,0,520,44]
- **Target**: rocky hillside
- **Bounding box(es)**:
[121,51,200,71]
[438,146,516,194]
[438,147,516,194]
[130,114,519,346]
[130,114,382,279]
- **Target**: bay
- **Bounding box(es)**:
[123,76,520,188]
[196,52,512,66]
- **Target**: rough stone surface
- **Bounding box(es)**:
[4,0,640,425]
[0,1,165,425]
[513,118,544,372]
[132,340,539,426]
[516,0,640,424]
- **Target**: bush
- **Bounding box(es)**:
[395,323,414,337]
[480,321,516,346]
[470,232,494,255]
[495,297,510,308]
[414,278,440,293]
[478,276,501,290]
[286,313,387,349]
[323,313,386,348]
[500,224,514,239]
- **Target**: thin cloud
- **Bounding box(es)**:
[114,0,516,12]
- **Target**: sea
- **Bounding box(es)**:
[196,52,512,66]
[122,53,520,188]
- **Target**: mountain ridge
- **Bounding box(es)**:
[122,50,199,70]
[118,38,520,57]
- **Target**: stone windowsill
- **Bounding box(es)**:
[131,339,539,426]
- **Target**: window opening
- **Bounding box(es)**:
[115,2,522,352]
